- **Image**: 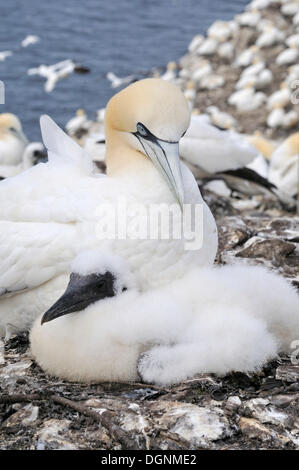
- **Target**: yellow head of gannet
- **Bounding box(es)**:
[105,78,190,207]
[0,113,28,144]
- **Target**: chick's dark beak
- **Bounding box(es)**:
[41,271,116,325]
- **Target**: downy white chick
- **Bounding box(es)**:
[31,251,299,386]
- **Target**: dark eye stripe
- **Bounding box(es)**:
[133,121,181,144]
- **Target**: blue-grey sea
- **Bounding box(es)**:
[0,0,249,140]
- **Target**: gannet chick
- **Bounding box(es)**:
[0,114,28,165]
[0,79,217,337]
[0,142,46,178]
[31,253,299,385]
[30,251,142,382]
[269,133,299,197]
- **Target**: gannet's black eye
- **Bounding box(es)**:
[122,287,127,292]
[9,127,16,133]
[97,279,105,289]
[136,122,148,137]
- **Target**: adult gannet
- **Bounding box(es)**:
[276,47,299,66]
[179,115,283,197]
[21,35,40,48]
[0,51,12,62]
[106,72,136,89]
[188,34,204,54]
[206,106,237,130]
[228,87,266,112]
[207,21,235,43]
[65,109,91,137]
[267,107,286,128]
[198,38,218,56]
[218,41,235,60]
[179,114,258,174]
[30,251,299,385]
[267,83,291,109]
[161,62,177,82]
[234,46,261,68]
[28,60,89,93]
[269,133,299,197]
[256,27,285,48]
[0,142,46,179]
[0,79,217,338]
[281,1,299,17]
[235,10,261,28]
[0,114,28,166]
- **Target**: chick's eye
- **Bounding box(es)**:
[97,280,105,289]
[122,287,127,292]
[137,123,147,137]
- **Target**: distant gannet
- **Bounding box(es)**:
[30,251,299,385]
[21,35,40,47]
[179,114,258,173]
[276,47,299,66]
[65,109,91,137]
[0,142,46,179]
[106,72,136,89]
[269,133,299,197]
[0,79,217,337]
[0,51,12,62]
[28,60,90,93]
[0,114,28,166]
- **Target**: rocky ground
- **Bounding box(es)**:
[0,191,298,450]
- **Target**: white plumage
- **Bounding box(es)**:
[0,142,45,178]
[268,133,299,196]
[0,79,218,337]
[179,114,258,173]
[30,252,299,385]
